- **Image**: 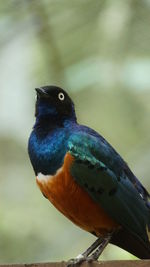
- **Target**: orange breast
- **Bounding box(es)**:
[36,153,119,236]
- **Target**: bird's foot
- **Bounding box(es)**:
[67,233,113,266]
[67,254,94,267]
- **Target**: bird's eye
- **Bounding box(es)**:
[58,92,65,101]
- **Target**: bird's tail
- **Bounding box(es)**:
[111,228,150,259]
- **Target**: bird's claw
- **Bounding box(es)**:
[67,255,94,267]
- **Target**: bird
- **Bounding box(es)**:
[28,85,150,262]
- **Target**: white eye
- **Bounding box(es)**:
[58,92,65,101]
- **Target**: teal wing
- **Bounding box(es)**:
[68,132,150,243]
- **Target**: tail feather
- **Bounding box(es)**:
[111,228,150,259]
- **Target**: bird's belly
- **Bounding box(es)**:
[36,153,119,236]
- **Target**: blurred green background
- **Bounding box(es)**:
[0,0,150,263]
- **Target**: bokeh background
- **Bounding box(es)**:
[0,0,150,263]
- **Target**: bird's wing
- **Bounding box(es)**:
[68,132,150,243]
[77,125,150,203]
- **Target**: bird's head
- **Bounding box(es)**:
[35,85,76,127]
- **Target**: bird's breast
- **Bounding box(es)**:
[36,153,119,236]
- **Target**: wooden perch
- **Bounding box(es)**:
[1,261,150,267]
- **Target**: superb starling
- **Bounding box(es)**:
[28,86,150,262]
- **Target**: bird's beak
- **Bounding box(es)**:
[35,87,49,98]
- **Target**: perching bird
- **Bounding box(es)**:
[28,85,150,262]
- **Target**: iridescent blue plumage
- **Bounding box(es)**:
[28,86,76,175]
[28,128,68,175]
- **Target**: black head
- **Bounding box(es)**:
[35,85,76,124]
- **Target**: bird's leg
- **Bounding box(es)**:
[76,236,104,260]
[68,233,113,266]
[88,233,112,261]
[68,236,104,266]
